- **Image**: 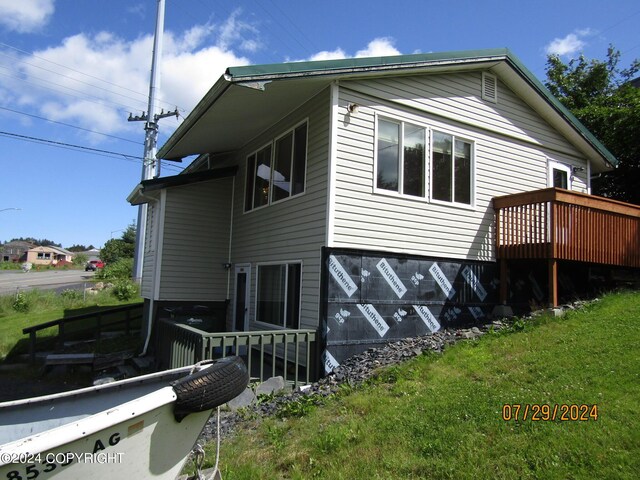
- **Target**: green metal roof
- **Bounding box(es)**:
[158,48,617,168]
[225,48,512,79]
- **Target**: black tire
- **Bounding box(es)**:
[172,356,248,421]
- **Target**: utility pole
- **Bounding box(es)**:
[129,0,177,282]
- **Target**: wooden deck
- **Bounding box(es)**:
[493,188,640,306]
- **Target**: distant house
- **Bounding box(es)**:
[26,245,74,266]
[1,241,34,263]
[81,248,101,263]
[128,48,639,373]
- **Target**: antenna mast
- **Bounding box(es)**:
[130,0,177,282]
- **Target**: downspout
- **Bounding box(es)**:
[227,176,235,299]
[140,190,165,356]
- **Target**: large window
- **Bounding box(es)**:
[256,263,301,328]
[376,118,426,197]
[431,131,473,205]
[245,122,308,211]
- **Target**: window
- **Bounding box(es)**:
[36,252,51,260]
[431,131,473,205]
[376,118,426,197]
[256,263,301,328]
[548,161,571,190]
[245,122,308,211]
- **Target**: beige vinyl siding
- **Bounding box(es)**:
[332,73,589,262]
[158,178,232,300]
[230,88,330,330]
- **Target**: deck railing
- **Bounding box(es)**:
[22,303,143,363]
[156,318,318,388]
[494,188,640,267]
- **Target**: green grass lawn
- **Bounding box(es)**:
[214,291,640,479]
[0,289,142,360]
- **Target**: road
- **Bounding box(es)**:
[0,270,96,296]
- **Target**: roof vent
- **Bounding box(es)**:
[482,72,498,103]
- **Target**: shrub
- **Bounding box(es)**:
[60,289,83,302]
[111,280,139,301]
[12,293,30,312]
[96,257,133,281]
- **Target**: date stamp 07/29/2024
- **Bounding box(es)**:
[502,404,599,422]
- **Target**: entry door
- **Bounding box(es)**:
[233,264,251,332]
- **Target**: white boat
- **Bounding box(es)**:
[0,356,248,479]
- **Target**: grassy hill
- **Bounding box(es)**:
[212,291,640,479]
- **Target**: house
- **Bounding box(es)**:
[128,48,639,375]
[25,245,74,266]
[1,241,34,263]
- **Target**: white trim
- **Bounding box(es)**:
[548,159,572,189]
[326,82,340,247]
[153,191,166,301]
[586,160,592,194]
[232,263,251,332]
[373,112,428,199]
[429,129,476,208]
[244,119,309,213]
[254,260,303,330]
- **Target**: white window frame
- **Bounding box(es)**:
[429,129,476,208]
[244,120,308,213]
[373,114,428,200]
[548,160,572,190]
[254,260,302,329]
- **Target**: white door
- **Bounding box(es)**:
[233,264,251,332]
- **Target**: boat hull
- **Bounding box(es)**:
[0,357,249,479]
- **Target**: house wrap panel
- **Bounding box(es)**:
[332,73,589,261]
[159,178,232,300]
[230,88,330,331]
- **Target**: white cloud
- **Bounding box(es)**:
[0,0,54,33]
[545,29,594,56]
[308,48,347,61]
[355,38,401,58]
[3,14,256,141]
[299,37,401,62]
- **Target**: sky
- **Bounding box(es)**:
[0,0,638,249]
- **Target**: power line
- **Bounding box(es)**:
[0,130,141,161]
[0,128,185,173]
[0,66,144,115]
[0,41,181,112]
[0,106,142,145]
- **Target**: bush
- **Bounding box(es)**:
[72,253,88,266]
[111,280,139,301]
[12,293,30,312]
[96,257,133,281]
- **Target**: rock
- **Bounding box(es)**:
[227,388,256,411]
[255,376,286,396]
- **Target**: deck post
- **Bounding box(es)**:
[548,258,558,307]
[499,258,509,304]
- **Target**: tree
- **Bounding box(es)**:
[100,223,136,265]
[545,46,640,204]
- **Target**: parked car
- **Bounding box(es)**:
[85,260,105,271]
